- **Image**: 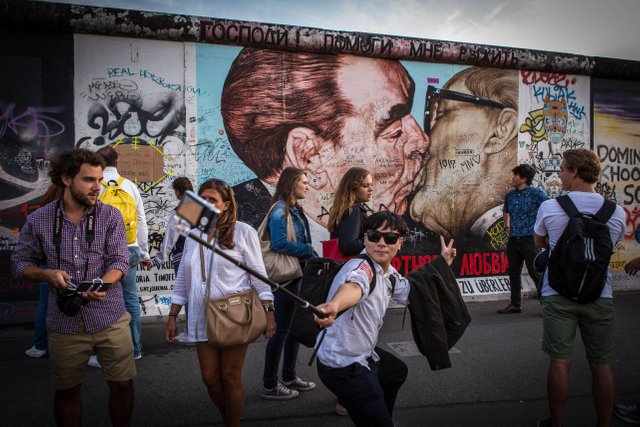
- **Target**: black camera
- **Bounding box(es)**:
[56,281,87,316]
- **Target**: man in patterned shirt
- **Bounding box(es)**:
[498,164,548,314]
[12,149,133,426]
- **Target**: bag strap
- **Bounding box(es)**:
[285,206,298,243]
[556,195,580,218]
[199,244,207,283]
[200,235,218,341]
[257,203,279,241]
[594,199,617,224]
[258,201,298,243]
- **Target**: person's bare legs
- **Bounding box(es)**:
[589,362,615,427]
[54,384,82,427]
[197,343,227,420]
[219,344,249,427]
[547,357,572,427]
[197,343,249,427]
[107,379,134,427]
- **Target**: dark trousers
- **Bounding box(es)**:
[263,278,301,389]
[317,347,408,427]
[507,236,541,306]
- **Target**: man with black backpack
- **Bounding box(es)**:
[533,148,625,427]
[313,211,456,426]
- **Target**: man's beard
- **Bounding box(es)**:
[69,184,97,207]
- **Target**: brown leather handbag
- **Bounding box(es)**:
[201,245,267,348]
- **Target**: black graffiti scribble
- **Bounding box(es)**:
[148,231,164,252]
[76,93,185,148]
[596,181,618,202]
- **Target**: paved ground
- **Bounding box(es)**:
[1,292,639,426]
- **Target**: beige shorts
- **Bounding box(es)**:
[48,312,136,390]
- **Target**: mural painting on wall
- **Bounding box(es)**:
[518,71,591,197]
[593,78,640,289]
[196,45,521,298]
[74,35,189,316]
[0,32,74,323]
[3,35,638,324]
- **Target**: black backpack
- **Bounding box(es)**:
[291,255,376,348]
[547,195,617,304]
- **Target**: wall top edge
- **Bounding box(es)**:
[1,0,639,80]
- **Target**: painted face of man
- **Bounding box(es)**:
[410,75,516,239]
[321,57,429,216]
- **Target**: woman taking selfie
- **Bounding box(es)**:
[327,167,373,257]
[165,179,275,427]
[261,167,317,400]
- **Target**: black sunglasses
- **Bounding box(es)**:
[423,85,507,134]
[366,230,401,245]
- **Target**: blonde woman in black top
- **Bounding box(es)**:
[327,167,373,256]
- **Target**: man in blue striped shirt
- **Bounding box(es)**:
[499,164,548,314]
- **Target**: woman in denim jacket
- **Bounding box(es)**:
[261,167,318,400]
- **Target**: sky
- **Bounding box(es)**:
[43,0,640,62]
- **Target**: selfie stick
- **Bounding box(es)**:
[174,220,327,319]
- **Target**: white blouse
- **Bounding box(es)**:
[171,221,274,342]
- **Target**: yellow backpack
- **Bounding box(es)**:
[99,177,138,244]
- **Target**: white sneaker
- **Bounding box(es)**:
[88,355,102,368]
[25,346,47,358]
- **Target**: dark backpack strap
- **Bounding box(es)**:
[556,195,580,218]
[594,199,617,224]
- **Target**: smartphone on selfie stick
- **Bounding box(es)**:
[174,190,326,318]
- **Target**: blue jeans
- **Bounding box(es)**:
[33,282,48,350]
[122,246,142,356]
[263,278,301,389]
[317,347,408,427]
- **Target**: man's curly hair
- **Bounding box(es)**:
[49,149,105,187]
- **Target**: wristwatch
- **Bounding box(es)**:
[263,304,275,313]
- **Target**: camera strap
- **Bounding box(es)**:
[53,200,96,280]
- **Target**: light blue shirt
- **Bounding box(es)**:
[316,255,410,369]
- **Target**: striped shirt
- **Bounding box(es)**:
[12,200,129,334]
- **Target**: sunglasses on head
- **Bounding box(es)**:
[210,178,231,190]
[366,230,401,245]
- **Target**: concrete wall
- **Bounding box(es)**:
[0,1,639,323]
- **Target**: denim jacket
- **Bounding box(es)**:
[268,198,314,259]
